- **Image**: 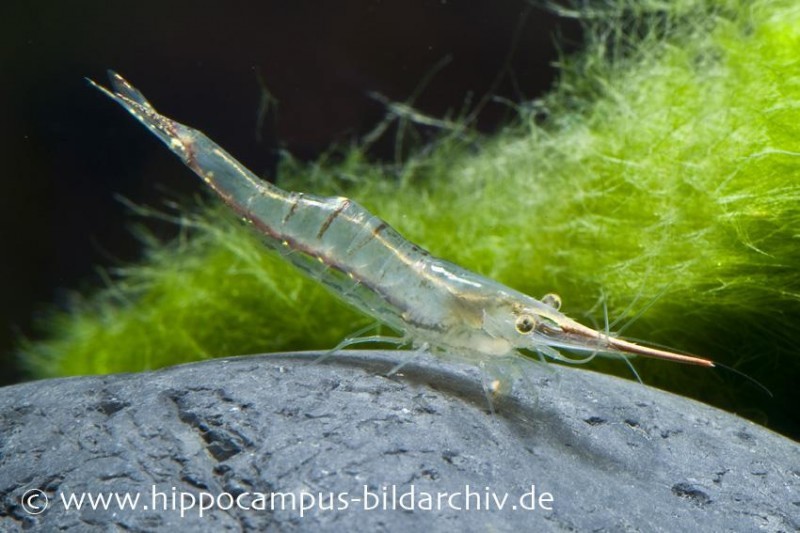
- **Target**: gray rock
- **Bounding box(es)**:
[0,351,797,532]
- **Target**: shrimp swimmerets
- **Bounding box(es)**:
[90,72,714,378]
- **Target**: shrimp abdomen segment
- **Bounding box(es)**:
[247,190,451,329]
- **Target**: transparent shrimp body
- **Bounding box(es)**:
[90,72,714,370]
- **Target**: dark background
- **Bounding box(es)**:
[1,1,581,386]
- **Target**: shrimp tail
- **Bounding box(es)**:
[88,71,188,154]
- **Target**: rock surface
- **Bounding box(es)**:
[0,351,797,532]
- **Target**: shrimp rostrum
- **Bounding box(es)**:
[90,72,714,384]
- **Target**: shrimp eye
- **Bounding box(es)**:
[541,293,562,310]
[515,315,536,334]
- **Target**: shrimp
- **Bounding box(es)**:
[89,71,714,377]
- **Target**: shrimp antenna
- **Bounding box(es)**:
[713,362,773,398]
